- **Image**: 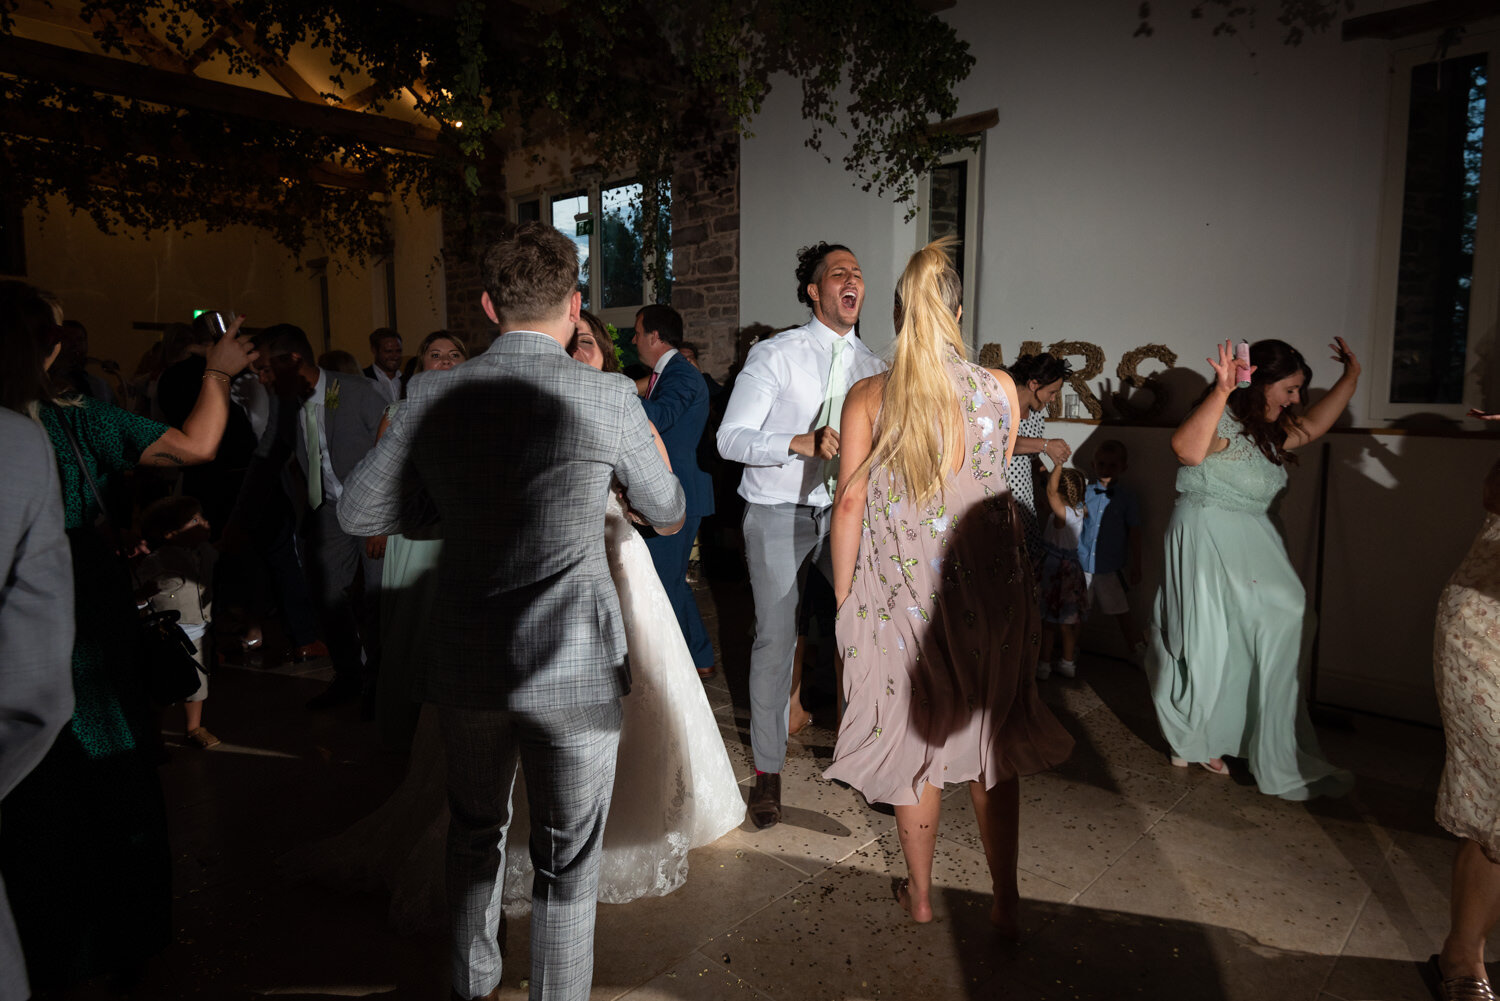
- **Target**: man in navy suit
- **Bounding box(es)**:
[634,304,717,679]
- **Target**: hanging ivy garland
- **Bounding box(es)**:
[0,0,980,265]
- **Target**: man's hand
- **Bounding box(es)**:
[365,535,388,560]
[791,426,840,460]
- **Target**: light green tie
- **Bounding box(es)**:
[303,399,323,508]
[816,337,848,496]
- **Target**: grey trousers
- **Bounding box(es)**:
[742,501,833,774]
[440,699,623,1001]
[300,499,381,683]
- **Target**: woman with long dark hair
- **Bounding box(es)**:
[0,281,256,989]
[1145,337,1357,799]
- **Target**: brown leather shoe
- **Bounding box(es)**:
[749,772,781,829]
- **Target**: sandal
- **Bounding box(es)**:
[1170,756,1229,775]
[789,712,814,736]
[186,726,221,750]
[1424,955,1498,1000]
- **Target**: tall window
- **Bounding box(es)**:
[550,190,591,306]
[514,179,672,327]
[1372,35,1500,419]
[916,143,983,350]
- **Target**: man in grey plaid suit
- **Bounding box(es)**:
[339,222,684,1001]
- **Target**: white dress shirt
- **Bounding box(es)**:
[717,316,887,508]
[307,368,344,503]
[368,365,402,405]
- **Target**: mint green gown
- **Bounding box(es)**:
[1145,411,1352,800]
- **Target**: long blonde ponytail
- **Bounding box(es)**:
[867,238,967,513]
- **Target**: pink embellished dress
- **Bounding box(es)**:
[825,354,1074,806]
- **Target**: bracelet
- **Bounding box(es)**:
[202,369,231,384]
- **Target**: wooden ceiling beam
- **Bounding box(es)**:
[185,23,234,72]
[1343,0,1500,40]
[339,81,390,112]
[12,0,193,73]
[0,35,446,156]
[207,2,328,104]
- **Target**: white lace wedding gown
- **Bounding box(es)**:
[295,494,745,930]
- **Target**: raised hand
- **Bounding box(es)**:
[204,315,258,378]
[1330,336,1360,377]
[1207,339,1250,395]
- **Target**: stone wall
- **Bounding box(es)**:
[439,133,742,376]
[669,135,740,379]
[440,201,507,356]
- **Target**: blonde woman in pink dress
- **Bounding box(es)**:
[825,240,1073,933]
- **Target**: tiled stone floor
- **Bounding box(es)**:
[42,575,1491,1001]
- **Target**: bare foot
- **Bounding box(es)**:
[896,879,933,923]
[989,887,1020,940]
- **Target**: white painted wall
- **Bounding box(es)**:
[738,1,1500,724]
[740,77,905,348]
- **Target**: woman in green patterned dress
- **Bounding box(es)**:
[0,281,257,990]
[1145,338,1357,799]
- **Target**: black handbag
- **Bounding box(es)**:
[54,412,205,705]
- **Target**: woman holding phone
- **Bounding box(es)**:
[1144,337,1358,799]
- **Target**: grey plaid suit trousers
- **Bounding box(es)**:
[337,330,684,1001]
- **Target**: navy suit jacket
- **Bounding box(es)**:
[642,352,714,519]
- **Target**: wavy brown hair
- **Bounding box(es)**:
[1225,338,1311,466]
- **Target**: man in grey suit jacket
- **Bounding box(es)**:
[262,324,388,709]
[339,222,684,1001]
[0,410,74,1001]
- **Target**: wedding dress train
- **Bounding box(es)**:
[294,493,745,930]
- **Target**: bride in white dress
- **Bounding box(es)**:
[295,320,745,930]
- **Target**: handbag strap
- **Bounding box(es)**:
[52,406,127,555]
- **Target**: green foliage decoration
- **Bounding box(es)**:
[0,0,982,263]
[2,1,1354,262]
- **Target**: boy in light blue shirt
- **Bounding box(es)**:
[1077,440,1146,662]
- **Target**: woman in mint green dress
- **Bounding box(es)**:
[374,331,467,750]
[1146,338,1358,800]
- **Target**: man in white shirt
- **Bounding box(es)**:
[262,324,388,710]
[717,242,886,827]
[363,327,405,405]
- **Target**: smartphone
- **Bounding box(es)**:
[201,310,233,340]
[1234,340,1252,389]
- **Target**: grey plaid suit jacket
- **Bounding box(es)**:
[292,368,386,489]
[0,410,74,1001]
[338,330,684,712]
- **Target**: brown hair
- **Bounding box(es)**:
[1095,439,1128,463]
[1225,339,1311,466]
[1058,468,1086,509]
[481,222,579,329]
[577,310,619,373]
[418,330,469,368]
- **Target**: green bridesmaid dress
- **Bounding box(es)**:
[1145,411,1351,800]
